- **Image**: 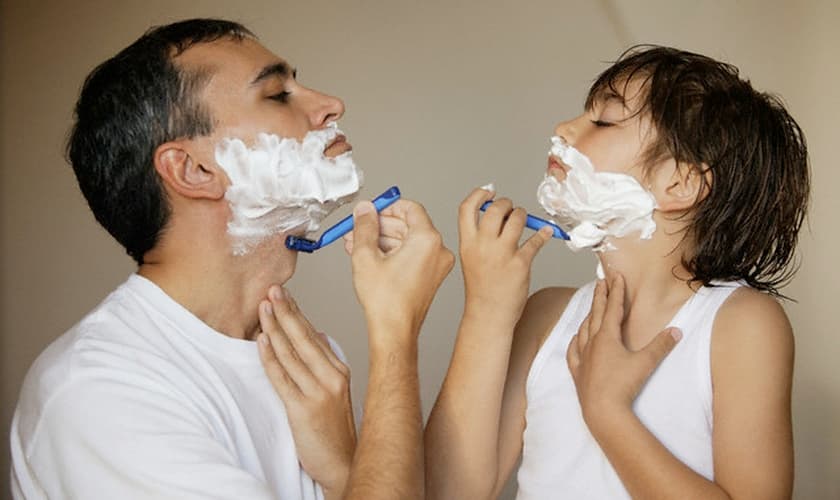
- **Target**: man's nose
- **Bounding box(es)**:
[304,88,345,128]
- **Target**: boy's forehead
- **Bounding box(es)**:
[588,75,648,111]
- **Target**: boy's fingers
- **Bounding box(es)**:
[589,280,607,335]
[479,197,513,237]
[518,225,553,262]
[603,274,626,339]
[566,334,581,374]
[500,207,527,243]
[458,186,496,238]
[638,327,682,375]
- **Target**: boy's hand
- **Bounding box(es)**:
[348,199,455,347]
[458,186,553,327]
[257,286,356,500]
[566,274,682,434]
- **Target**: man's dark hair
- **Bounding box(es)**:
[586,45,810,297]
[67,18,254,264]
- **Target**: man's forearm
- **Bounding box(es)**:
[344,331,423,500]
[424,310,516,498]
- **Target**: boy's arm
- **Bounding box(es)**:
[424,187,556,499]
[570,276,793,500]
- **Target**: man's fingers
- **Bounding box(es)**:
[588,279,607,335]
[458,186,496,239]
[578,312,592,348]
[257,333,302,401]
[350,201,380,257]
[259,300,320,395]
[381,199,435,232]
[269,288,344,383]
[638,327,682,375]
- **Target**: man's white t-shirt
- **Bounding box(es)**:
[11,274,341,499]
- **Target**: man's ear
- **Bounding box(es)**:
[651,160,711,212]
[153,142,226,200]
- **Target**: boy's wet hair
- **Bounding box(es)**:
[587,45,809,297]
[67,19,254,265]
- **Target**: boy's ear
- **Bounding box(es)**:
[153,142,226,200]
[651,160,711,212]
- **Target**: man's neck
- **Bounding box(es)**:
[138,236,296,340]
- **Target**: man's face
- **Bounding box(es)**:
[178,37,351,174]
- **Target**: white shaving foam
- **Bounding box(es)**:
[215,122,363,255]
[537,136,657,253]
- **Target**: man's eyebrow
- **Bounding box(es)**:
[250,62,297,85]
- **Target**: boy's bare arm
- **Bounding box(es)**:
[424,187,556,499]
[710,288,794,499]
[569,276,793,500]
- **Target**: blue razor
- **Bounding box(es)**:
[480,200,570,240]
[285,186,402,253]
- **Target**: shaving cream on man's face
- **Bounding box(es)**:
[215,122,363,255]
[537,136,657,252]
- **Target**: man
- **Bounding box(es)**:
[10,18,453,499]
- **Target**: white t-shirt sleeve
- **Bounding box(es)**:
[21,376,277,500]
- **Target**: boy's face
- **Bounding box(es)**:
[177,37,352,178]
[548,77,654,184]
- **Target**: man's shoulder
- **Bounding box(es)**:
[15,280,187,441]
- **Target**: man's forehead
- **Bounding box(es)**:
[175,37,291,84]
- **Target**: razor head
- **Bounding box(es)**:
[285,236,320,253]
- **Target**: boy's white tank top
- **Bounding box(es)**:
[516,280,741,499]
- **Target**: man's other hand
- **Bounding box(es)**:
[257,286,356,500]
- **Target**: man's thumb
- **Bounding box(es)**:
[352,201,379,253]
[641,327,682,370]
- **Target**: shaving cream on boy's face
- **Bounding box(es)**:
[215,122,363,255]
[537,135,657,252]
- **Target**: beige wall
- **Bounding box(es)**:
[2,0,837,497]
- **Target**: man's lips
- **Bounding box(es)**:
[324,135,352,157]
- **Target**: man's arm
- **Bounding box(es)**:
[343,199,454,499]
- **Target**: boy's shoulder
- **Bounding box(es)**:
[517,286,579,348]
[711,286,794,380]
[715,287,793,340]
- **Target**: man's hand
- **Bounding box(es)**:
[458,187,553,328]
[348,199,455,346]
[566,274,682,434]
[257,286,356,500]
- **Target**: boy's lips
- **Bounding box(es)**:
[547,155,569,179]
[324,135,352,157]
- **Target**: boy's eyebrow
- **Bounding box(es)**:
[250,62,297,85]
[586,87,628,111]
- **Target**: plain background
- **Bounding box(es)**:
[1,0,837,498]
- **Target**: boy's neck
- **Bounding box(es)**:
[596,226,696,312]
